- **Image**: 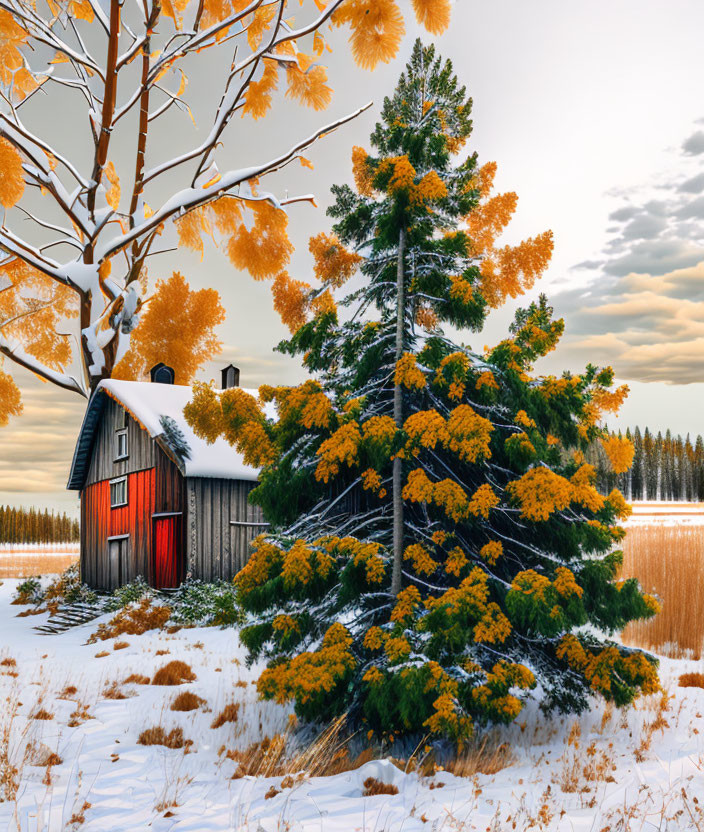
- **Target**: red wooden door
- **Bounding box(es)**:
[153,516,180,588]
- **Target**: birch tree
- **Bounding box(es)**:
[0,0,452,424]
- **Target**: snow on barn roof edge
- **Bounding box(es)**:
[67,379,265,490]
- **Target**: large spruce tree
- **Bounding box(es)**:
[186,41,660,741]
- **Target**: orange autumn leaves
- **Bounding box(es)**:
[0,138,25,209]
[467,161,554,309]
[0,258,77,425]
[113,272,225,385]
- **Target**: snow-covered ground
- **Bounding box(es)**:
[1,578,704,831]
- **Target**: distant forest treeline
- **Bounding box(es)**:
[0,505,79,544]
[588,427,704,501]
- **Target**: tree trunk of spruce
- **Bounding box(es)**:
[391,225,406,597]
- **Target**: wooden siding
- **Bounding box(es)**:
[185,478,265,581]
[80,407,187,589]
[80,469,155,589]
[85,398,157,486]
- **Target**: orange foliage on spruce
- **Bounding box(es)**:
[114,272,225,384]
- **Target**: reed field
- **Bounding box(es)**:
[621,503,704,659]
[0,546,78,579]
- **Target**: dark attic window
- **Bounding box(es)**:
[110,476,127,508]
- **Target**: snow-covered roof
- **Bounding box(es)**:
[67,379,268,490]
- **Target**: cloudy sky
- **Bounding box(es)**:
[2,0,704,516]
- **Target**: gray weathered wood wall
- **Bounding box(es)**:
[85,397,157,486]
[185,478,266,581]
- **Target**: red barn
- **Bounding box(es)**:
[67,365,269,591]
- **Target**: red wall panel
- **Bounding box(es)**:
[81,469,156,588]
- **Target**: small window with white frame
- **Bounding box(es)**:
[110,476,127,508]
[115,428,128,460]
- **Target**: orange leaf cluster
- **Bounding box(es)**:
[114,272,224,385]
[334,0,406,71]
[0,367,22,427]
[411,0,451,35]
[556,635,659,699]
[315,422,361,483]
[0,259,76,370]
[286,54,333,111]
[242,59,279,120]
[395,353,426,390]
[272,271,311,333]
[506,467,572,522]
[0,10,39,101]
[258,623,356,706]
[0,138,24,208]
[177,198,293,281]
[309,232,362,287]
[600,435,634,475]
[351,146,374,196]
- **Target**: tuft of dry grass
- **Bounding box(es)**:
[59,684,78,699]
[0,657,16,668]
[210,703,239,729]
[124,673,150,685]
[103,681,128,700]
[89,599,171,642]
[138,726,191,750]
[30,708,54,721]
[621,522,704,659]
[113,641,129,651]
[67,703,92,727]
[94,651,109,658]
[152,661,196,686]
[444,736,514,777]
[227,717,372,781]
[155,649,170,656]
[363,777,398,796]
[68,800,91,825]
[679,672,704,689]
[171,691,206,712]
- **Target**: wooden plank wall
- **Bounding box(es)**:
[85,398,156,486]
[80,398,186,590]
[185,478,265,581]
[80,469,155,589]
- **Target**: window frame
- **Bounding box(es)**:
[115,428,128,461]
[109,476,128,509]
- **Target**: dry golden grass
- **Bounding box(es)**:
[138,726,190,750]
[210,703,239,729]
[226,717,375,781]
[30,708,54,721]
[679,672,704,689]
[152,661,196,686]
[113,641,129,651]
[444,736,514,777]
[170,691,207,712]
[90,600,171,642]
[621,523,704,659]
[68,800,91,825]
[103,681,128,700]
[0,552,77,579]
[0,658,16,668]
[124,673,150,685]
[58,684,78,699]
[363,777,398,796]
[94,651,109,658]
